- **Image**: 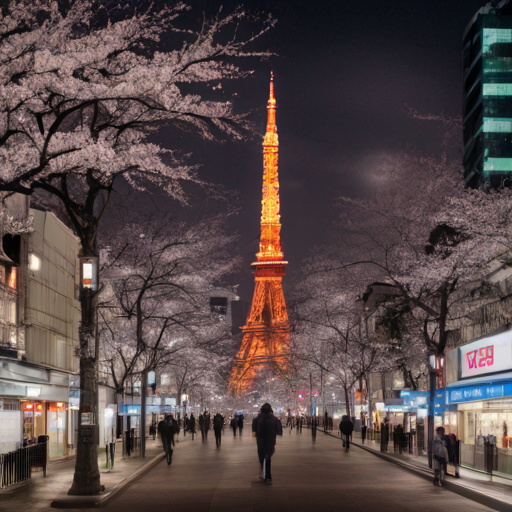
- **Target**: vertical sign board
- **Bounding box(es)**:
[460,330,512,379]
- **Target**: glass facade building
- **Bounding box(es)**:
[463,2,512,188]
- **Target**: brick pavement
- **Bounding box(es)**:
[99,426,495,512]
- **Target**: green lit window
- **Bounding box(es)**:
[483,58,512,74]
[483,117,512,133]
[484,158,512,172]
[483,83,512,96]
[483,29,512,55]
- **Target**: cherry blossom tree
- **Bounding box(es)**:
[98,210,239,406]
[0,0,273,494]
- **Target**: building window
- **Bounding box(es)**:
[210,297,228,316]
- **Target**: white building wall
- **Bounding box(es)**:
[24,209,80,372]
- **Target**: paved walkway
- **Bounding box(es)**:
[98,428,495,512]
[0,437,167,512]
[347,432,512,503]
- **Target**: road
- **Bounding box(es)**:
[101,427,494,512]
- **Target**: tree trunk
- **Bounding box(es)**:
[141,371,147,458]
[344,386,351,419]
[68,287,102,495]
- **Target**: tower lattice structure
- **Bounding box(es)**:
[230,73,290,395]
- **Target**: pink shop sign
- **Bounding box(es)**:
[460,332,512,378]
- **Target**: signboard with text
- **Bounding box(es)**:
[460,331,512,379]
[447,382,512,404]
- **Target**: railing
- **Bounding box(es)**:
[0,442,47,490]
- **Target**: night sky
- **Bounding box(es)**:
[133,1,488,302]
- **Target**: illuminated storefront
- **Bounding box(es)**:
[445,331,512,475]
[0,359,77,459]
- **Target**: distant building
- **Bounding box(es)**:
[463,1,512,188]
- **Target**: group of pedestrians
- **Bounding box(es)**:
[156,404,283,484]
[230,413,245,437]
[433,426,460,487]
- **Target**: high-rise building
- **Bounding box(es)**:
[463,1,512,188]
[229,74,290,395]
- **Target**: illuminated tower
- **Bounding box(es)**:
[230,73,290,395]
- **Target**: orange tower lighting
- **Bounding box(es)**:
[230,73,290,395]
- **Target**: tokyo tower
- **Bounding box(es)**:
[230,73,290,395]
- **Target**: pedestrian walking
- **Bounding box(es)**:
[252,403,283,483]
[204,411,211,440]
[158,414,178,465]
[213,412,224,447]
[238,413,244,436]
[339,415,354,451]
[380,419,389,452]
[433,426,449,487]
[361,423,367,444]
[230,414,238,437]
[183,413,188,436]
[188,413,196,440]
[447,433,460,478]
[199,412,205,442]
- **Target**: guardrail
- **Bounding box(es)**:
[0,442,47,490]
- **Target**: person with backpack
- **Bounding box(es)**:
[158,414,178,465]
[252,403,283,483]
[213,412,224,447]
[339,415,354,451]
[433,426,449,487]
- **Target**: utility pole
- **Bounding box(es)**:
[140,370,147,458]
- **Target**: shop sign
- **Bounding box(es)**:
[81,412,93,425]
[447,382,512,404]
[460,331,512,378]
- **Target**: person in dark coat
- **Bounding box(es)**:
[447,433,460,478]
[339,415,354,450]
[361,423,367,444]
[238,413,244,436]
[252,403,283,482]
[204,411,211,440]
[213,413,224,447]
[198,413,205,442]
[230,414,238,437]
[158,414,177,465]
[380,419,389,452]
[188,413,196,440]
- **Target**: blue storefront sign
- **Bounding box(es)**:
[434,389,446,416]
[447,382,512,404]
[400,390,428,408]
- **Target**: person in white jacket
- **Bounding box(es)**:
[433,426,449,487]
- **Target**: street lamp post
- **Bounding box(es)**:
[69,256,101,495]
[428,352,444,468]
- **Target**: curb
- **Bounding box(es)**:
[50,452,166,509]
[321,430,512,512]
